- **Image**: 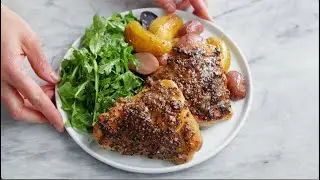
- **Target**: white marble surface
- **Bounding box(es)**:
[1,0,319,179]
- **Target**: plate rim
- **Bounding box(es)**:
[55,7,253,174]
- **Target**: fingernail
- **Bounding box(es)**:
[51,115,64,132]
[194,10,213,21]
[53,123,64,133]
[164,3,175,13]
[50,71,60,83]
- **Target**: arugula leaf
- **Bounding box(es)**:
[82,15,106,50]
[124,11,138,23]
[71,101,93,133]
[58,12,143,133]
[98,58,119,75]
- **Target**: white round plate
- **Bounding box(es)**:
[55,8,253,174]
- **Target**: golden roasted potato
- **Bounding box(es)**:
[148,14,171,33]
[148,14,183,40]
[125,21,172,56]
[206,36,231,72]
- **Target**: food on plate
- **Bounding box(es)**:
[140,11,158,29]
[206,36,231,72]
[156,53,173,66]
[59,10,248,164]
[93,80,202,164]
[125,21,172,56]
[177,20,204,37]
[58,13,143,133]
[226,71,247,101]
[148,14,183,40]
[172,37,180,46]
[129,52,159,75]
[174,33,207,55]
[148,38,233,127]
[174,33,217,57]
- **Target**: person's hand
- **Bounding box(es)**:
[1,4,63,132]
[155,0,213,21]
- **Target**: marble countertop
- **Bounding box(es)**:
[1,0,319,179]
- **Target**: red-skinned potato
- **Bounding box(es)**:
[174,33,203,48]
[156,53,174,66]
[129,53,159,75]
[177,20,204,37]
[174,33,207,55]
[226,71,247,101]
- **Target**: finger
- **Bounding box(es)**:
[41,85,55,101]
[40,84,55,96]
[24,85,55,109]
[1,81,48,123]
[189,0,213,21]
[21,33,60,84]
[5,68,64,132]
[177,0,191,10]
[155,0,176,13]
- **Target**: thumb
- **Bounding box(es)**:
[190,0,213,21]
[21,33,60,84]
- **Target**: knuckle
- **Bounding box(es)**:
[26,32,39,43]
[23,32,40,48]
[30,93,45,109]
[5,65,23,82]
[38,58,48,72]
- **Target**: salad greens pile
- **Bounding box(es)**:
[58,12,143,133]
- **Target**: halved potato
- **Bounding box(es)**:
[125,21,172,56]
[148,14,183,40]
[206,36,231,72]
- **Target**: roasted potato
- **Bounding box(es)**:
[175,33,203,48]
[206,36,231,72]
[148,14,183,40]
[226,71,247,101]
[174,33,207,55]
[129,53,159,75]
[157,53,174,66]
[177,20,204,37]
[125,21,172,56]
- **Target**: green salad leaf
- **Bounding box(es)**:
[58,12,142,133]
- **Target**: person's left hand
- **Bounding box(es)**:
[155,0,212,21]
[1,4,63,132]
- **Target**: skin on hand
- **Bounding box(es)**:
[155,0,213,21]
[1,4,64,132]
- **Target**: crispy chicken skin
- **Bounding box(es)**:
[93,80,202,164]
[147,39,233,127]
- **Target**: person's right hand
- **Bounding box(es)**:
[1,4,63,132]
[155,0,212,21]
